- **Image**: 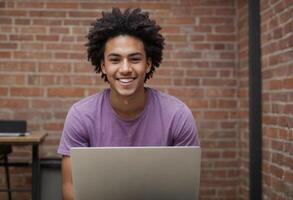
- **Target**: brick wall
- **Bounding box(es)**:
[261,0,292,199]
[237,0,293,199]
[237,0,249,199]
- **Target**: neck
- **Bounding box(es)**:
[109,88,147,120]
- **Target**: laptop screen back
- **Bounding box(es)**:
[71,146,201,200]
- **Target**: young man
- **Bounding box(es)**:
[58,8,200,200]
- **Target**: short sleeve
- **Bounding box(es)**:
[171,105,200,146]
[57,105,89,156]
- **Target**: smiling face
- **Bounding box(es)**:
[102,35,151,99]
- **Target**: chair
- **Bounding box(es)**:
[0,120,26,200]
[0,145,12,200]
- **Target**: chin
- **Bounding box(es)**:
[116,89,137,97]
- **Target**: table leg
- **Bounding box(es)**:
[32,144,40,200]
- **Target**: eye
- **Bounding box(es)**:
[130,57,142,63]
[109,58,120,63]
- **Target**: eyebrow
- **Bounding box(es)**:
[107,53,144,58]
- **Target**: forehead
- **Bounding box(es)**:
[104,35,146,56]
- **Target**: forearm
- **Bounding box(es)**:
[62,182,74,200]
[61,156,74,200]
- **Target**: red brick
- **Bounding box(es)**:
[0,51,11,58]
[32,19,61,26]
[76,36,87,42]
[283,77,293,89]
[184,78,200,86]
[215,26,235,33]
[14,19,31,25]
[0,43,17,49]
[60,36,75,42]
[284,170,293,183]
[44,122,64,131]
[46,43,71,51]
[47,88,85,97]
[165,35,187,42]
[20,27,46,34]
[203,79,237,86]
[219,100,237,108]
[72,27,88,35]
[0,17,12,24]
[46,2,79,9]
[0,10,27,17]
[193,43,212,50]
[29,11,66,18]
[148,78,171,86]
[38,62,71,73]
[54,111,67,119]
[207,34,236,42]
[0,87,8,96]
[49,27,69,34]
[200,17,234,25]
[16,2,44,8]
[68,11,101,18]
[203,151,221,159]
[63,19,92,26]
[69,53,86,60]
[222,151,237,158]
[19,43,44,50]
[13,51,52,60]
[36,35,59,42]
[73,63,93,73]
[0,74,25,85]
[166,17,194,25]
[190,35,205,42]
[11,87,44,97]
[167,88,204,98]
[0,99,29,109]
[9,35,33,41]
[205,111,229,119]
[54,52,69,59]
[206,88,235,97]
[186,69,217,77]
[175,51,201,59]
[215,8,235,16]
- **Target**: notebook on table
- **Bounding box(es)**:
[71,146,201,200]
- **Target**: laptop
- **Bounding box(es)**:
[71,146,201,200]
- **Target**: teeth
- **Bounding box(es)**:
[119,78,134,83]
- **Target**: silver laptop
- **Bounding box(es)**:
[71,146,201,200]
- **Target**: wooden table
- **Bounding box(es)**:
[0,132,47,200]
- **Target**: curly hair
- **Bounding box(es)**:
[86,7,165,82]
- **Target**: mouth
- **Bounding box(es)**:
[116,78,136,85]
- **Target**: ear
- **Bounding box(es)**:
[146,58,152,73]
[101,61,106,74]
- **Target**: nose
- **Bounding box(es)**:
[119,59,132,74]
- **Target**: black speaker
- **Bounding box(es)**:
[0,120,27,133]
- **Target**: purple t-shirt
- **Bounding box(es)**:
[58,88,199,156]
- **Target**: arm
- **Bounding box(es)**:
[61,156,74,200]
[172,105,200,146]
[58,106,89,199]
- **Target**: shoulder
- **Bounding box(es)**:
[71,89,108,114]
[149,88,189,111]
